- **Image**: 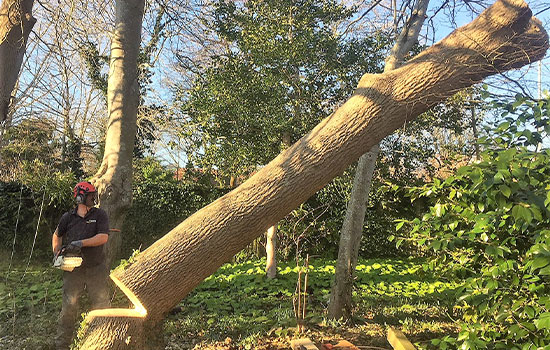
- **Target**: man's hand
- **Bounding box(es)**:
[52,246,65,265]
[66,240,83,254]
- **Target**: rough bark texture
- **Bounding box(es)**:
[92,0,145,266]
[265,225,277,279]
[0,0,35,135]
[80,1,548,348]
[328,0,430,320]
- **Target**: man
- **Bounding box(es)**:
[52,181,110,350]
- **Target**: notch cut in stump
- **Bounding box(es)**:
[387,327,415,350]
[291,338,320,350]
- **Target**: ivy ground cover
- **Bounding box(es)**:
[0,254,459,349]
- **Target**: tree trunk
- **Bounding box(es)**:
[266,225,277,279]
[79,2,548,348]
[471,105,481,160]
[327,144,379,318]
[92,0,145,267]
[0,0,35,137]
[328,0,431,320]
[264,132,292,278]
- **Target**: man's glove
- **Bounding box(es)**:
[66,240,83,254]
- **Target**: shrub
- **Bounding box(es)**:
[396,148,550,349]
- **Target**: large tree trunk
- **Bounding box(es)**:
[328,0,430,320]
[79,1,547,348]
[0,0,35,138]
[92,0,145,267]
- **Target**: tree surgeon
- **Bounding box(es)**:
[51,181,110,350]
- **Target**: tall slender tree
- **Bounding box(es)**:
[328,0,430,320]
[78,2,547,349]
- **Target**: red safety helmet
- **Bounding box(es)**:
[73,181,97,204]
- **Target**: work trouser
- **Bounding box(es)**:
[55,263,110,350]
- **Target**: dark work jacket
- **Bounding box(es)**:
[56,207,109,267]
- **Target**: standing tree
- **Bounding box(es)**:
[328,0,430,320]
[78,1,547,349]
[92,0,146,265]
[0,0,35,139]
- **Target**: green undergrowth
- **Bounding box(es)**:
[0,253,460,349]
[167,258,460,349]
[0,254,62,350]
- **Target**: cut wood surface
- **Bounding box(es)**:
[79,1,548,349]
[387,327,416,350]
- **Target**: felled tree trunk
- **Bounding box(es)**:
[0,0,35,137]
[92,0,145,267]
[328,0,430,320]
[79,1,548,349]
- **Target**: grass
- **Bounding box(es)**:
[0,251,461,349]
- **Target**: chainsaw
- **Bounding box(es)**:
[53,245,83,272]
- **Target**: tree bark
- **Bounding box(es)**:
[471,105,481,160]
[327,144,379,318]
[92,0,145,267]
[328,0,430,320]
[79,1,548,348]
[0,0,35,137]
[266,225,277,279]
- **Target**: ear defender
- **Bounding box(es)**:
[75,192,85,204]
[73,181,97,205]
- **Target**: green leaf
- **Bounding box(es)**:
[535,312,550,330]
[524,306,535,319]
[494,171,505,183]
[531,257,550,272]
[539,265,550,275]
[485,245,503,257]
[434,203,444,217]
[477,202,485,212]
[500,185,512,198]
[449,189,456,200]
[512,204,532,224]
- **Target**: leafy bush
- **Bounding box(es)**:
[393,94,550,349]
[0,162,75,260]
[398,148,550,349]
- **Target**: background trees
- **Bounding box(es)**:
[78,1,547,347]
[182,0,388,178]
